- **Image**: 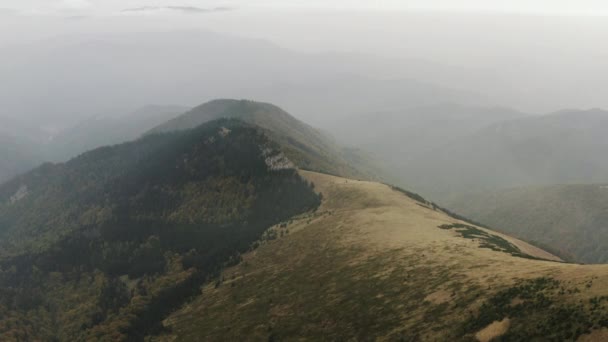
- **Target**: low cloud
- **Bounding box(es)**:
[121,6,234,14]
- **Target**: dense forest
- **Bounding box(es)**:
[0,119,320,341]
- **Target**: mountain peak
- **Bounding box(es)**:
[149,98,383,180]
[149,99,294,134]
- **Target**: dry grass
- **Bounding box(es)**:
[475,318,510,342]
[151,171,608,341]
[578,328,608,341]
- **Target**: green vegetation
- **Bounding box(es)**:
[390,185,429,205]
[0,119,320,340]
[152,226,484,341]
[462,277,608,341]
[390,186,491,229]
[438,223,540,260]
[444,184,608,263]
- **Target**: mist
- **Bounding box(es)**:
[3,6,608,123]
[7,2,608,339]
[2,3,608,189]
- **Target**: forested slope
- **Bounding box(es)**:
[0,119,320,340]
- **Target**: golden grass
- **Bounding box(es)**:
[152,171,608,341]
[475,318,510,342]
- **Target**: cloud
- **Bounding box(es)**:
[121,6,234,14]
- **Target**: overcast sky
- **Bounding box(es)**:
[3,0,608,118]
[3,0,608,16]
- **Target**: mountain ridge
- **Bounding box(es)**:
[0,118,322,340]
[2,98,606,341]
[149,98,384,180]
[151,171,608,341]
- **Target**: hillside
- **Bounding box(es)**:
[150,99,382,180]
[443,184,608,264]
[153,171,608,341]
[397,108,608,197]
[327,103,527,183]
[0,106,189,184]
[0,119,320,340]
[5,100,608,340]
[45,105,189,162]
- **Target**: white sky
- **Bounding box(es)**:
[2,0,608,115]
[4,0,608,16]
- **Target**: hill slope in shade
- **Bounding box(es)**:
[443,184,608,264]
[150,99,383,180]
[152,172,608,341]
[0,119,320,340]
[402,108,608,197]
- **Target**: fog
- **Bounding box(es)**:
[3,1,608,195]
[3,4,608,124]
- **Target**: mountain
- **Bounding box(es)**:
[4,104,608,340]
[0,116,48,184]
[0,118,320,340]
[152,171,608,341]
[46,105,189,161]
[327,103,527,182]
[237,75,487,128]
[443,184,608,264]
[399,108,608,198]
[0,133,42,184]
[0,30,485,129]
[0,106,189,184]
[150,99,383,179]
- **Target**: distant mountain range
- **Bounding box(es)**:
[329,103,527,175]
[45,105,189,162]
[342,107,608,198]
[0,106,188,183]
[0,134,41,185]
[444,183,608,264]
[0,30,487,129]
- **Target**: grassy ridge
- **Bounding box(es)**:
[155,172,608,341]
